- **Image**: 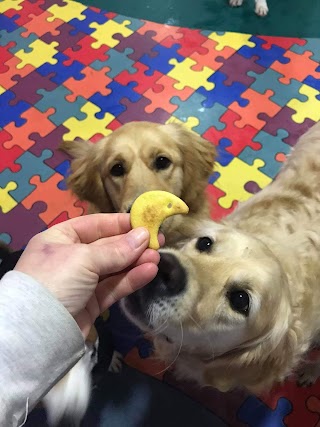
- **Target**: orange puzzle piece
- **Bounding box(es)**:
[271,50,320,85]
[22,174,84,224]
[230,88,281,129]
[64,66,112,102]
[4,107,55,151]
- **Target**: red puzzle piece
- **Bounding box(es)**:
[259,378,320,427]
[5,0,46,26]
[0,43,15,74]
[22,174,84,225]
[116,62,163,95]
[162,28,208,57]
[63,35,110,66]
[0,131,23,173]
[203,110,259,156]
[259,35,306,51]
[206,184,237,221]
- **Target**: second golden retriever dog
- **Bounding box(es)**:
[123,121,320,395]
[49,121,215,425]
[61,121,216,246]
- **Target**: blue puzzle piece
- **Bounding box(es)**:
[291,39,320,63]
[171,92,227,134]
[55,160,71,190]
[0,27,36,54]
[0,91,30,128]
[91,48,137,78]
[0,233,12,245]
[69,8,108,35]
[90,81,141,117]
[37,52,85,84]
[0,14,19,33]
[304,73,320,92]
[35,86,87,126]
[112,14,145,31]
[140,44,184,74]
[208,171,220,185]
[238,396,292,426]
[0,150,54,202]
[239,129,291,178]
[197,70,248,108]
[238,36,289,68]
[216,138,234,166]
[248,69,306,107]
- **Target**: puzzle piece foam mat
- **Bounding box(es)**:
[1,1,320,425]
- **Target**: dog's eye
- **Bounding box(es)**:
[110,163,125,177]
[154,156,172,170]
[228,290,250,316]
[196,237,213,253]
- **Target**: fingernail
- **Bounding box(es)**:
[127,228,149,249]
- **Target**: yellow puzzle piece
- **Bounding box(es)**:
[168,58,215,91]
[208,32,255,52]
[47,1,87,23]
[287,85,320,124]
[214,158,272,209]
[0,0,23,14]
[89,20,133,49]
[166,116,200,131]
[63,102,115,141]
[16,40,59,70]
[0,182,18,214]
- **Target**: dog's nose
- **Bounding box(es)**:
[152,253,186,297]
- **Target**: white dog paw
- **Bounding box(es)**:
[108,351,123,373]
[255,0,268,16]
[230,0,243,6]
[297,364,320,387]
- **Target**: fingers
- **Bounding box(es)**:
[51,213,132,244]
[92,227,151,276]
[96,263,158,311]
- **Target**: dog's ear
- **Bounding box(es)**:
[164,123,216,213]
[60,139,113,212]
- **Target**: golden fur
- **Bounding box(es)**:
[60,121,216,246]
[123,121,320,394]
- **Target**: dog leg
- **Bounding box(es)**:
[229,0,244,7]
[255,0,269,16]
[297,361,320,387]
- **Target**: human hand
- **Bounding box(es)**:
[15,214,161,337]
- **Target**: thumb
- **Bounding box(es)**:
[91,227,151,276]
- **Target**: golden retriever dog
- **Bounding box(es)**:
[49,121,215,425]
[122,121,320,395]
[61,121,216,246]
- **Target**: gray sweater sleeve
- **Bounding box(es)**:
[0,271,85,427]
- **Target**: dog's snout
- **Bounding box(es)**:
[153,253,186,297]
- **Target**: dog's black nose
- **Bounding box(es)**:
[150,253,186,297]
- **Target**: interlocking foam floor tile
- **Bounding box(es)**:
[1,1,320,425]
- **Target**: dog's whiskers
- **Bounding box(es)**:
[155,321,184,375]
[151,320,169,336]
[188,314,215,359]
